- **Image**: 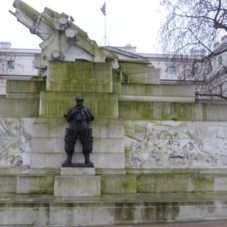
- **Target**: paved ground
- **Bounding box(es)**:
[89,221,227,227]
[134,221,227,226]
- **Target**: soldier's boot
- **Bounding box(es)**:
[84,153,93,167]
[81,129,93,167]
[63,128,76,165]
[63,153,73,165]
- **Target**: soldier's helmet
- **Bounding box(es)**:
[75,95,83,101]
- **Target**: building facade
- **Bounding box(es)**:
[0,42,40,94]
[1,40,227,97]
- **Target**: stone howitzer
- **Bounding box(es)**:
[10,0,119,75]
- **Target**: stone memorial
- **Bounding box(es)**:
[0,0,226,226]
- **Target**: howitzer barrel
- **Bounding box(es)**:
[13,0,39,22]
[10,0,54,40]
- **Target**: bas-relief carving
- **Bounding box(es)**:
[0,119,31,166]
[125,121,227,168]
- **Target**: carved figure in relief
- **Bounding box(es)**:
[0,119,31,166]
[125,122,227,168]
[63,96,94,167]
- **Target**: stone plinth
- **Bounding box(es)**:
[60,167,95,176]
[55,167,100,196]
[54,175,101,197]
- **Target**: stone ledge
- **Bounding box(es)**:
[119,95,195,103]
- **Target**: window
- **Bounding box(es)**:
[168,66,176,74]
[7,60,15,69]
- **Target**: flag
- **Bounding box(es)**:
[101,2,106,16]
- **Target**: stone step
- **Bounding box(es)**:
[0,193,226,226]
[2,171,227,195]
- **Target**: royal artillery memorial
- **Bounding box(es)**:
[0,0,227,226]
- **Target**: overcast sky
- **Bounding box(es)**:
[0,0,163,53]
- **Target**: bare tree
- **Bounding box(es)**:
[160,0,227,99]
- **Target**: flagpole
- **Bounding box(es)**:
[100,1,108,46]
[104,2,106,46]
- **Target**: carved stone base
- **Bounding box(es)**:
[60,167,95,176]
[54,176,101,197]
[62,162,94,168]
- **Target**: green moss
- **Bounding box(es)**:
[101,175,136,194]
[137,175,189,193]
[7,80,45,93]
[27,188,53,195]
[15,0,39,21]
[191,176,214,192]
[119,101,202,121]
[42,15,55,30]
[40,91,118,118]
[19,176,54,195]
[121,84,194,97]
[123,181,136,193]
[47,61,113,93]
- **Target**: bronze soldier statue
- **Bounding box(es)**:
[63,96,94,167]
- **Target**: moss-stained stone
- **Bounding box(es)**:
[0,199,226,225]
[0,176,17,194]
[0,98,39,117]
[119,60,160,85]
[17,176,54,194]
[101,175,136,194]
[121,84,195,97]
[114,203,136,222]
[40,91,118,118]
[47,61,113,93]
[155,202,180,221]
[190,176,214,192]
[137,175,189,193]
[6,80,45,93]
[112,69,121,93]
[119,102,203,121]
[6,92,40,99]
[96,168,126,175]
[0,167,59,176]
[204,103,227,121]
[139,204,156,221]
[54,176,101,197]
[113,82,121,94]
